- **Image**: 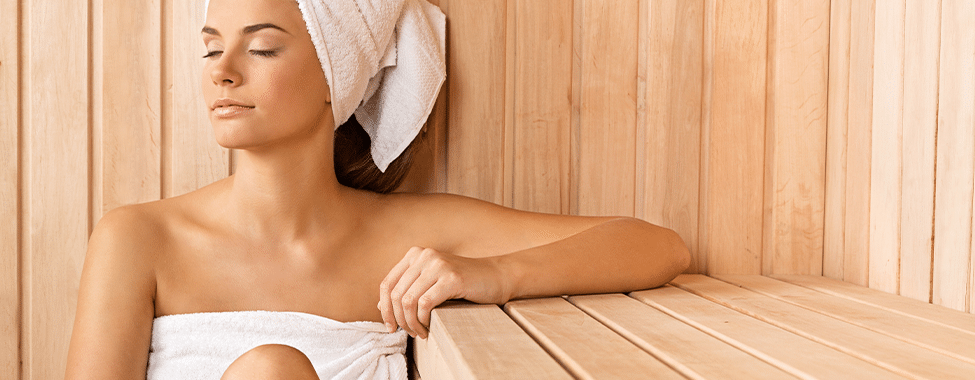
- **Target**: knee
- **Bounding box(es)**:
[221,344,319,380]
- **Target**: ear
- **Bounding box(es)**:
[324,81,332,104]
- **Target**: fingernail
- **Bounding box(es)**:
[386,323,395,333]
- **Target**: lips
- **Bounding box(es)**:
[211,98,255,118]
[211,98,254,110]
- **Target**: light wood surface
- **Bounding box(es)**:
[899,0,940,302]
[418,302,572,380]
[700,0,767,274]
[868,0,905,294]
[823,0,850,280]
[570,293,795,379]
[573,0,638,217]
[762,0,829,275]
[25,2,91,379]
[1,0,21,377]
[773,274,975,335]
[639,0,704,273]
[933,0,975,312]
[505,297,681,379]
[717,275,975,364]
[673,275,975,379]
[631,285,907,380]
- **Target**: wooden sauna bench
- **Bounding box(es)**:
[411,274,975,379]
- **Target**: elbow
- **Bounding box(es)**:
[622,218,690,288]
[667,228,691,277]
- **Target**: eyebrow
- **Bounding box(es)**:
[201,23,291,37]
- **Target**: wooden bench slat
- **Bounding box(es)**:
[671,275,975,380]
[504,297,684,380]
[716,275,975,364]
[630,285,910,380]
[771,274,975,335]
[569,293,798,380]
[414,301,573,380]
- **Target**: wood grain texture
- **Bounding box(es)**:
[868,0,905,293]
[899,0,940,302]
[25,1,91,378]
[415,301,572,380]
[442,0,506,203]
[701,0,767,274]
[672,275,975,379]
[573,0,638,217]
[570,293,795,380]
[933,0,975,312]
[1,0,21,376]
[97,0,162,220]
[631,286,908,380]
[510,0,572,214]
[824,0,850,280]
[843,0,875,286]
[169,0,229,197]
[773,275,975,335]
[763,0,829,275]
[505,297,682,380]
[640,0,703,273]
[718,275,975,364]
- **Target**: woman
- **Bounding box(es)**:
[65,0,689,378]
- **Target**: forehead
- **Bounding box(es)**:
[205,0,304,31]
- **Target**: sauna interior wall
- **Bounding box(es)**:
[3,0,975,379]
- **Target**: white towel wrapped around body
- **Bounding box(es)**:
[147,311,408,380]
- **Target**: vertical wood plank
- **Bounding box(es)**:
[511,0,572,214]
[701,0,767,274]
[0,0,21,376]
[843,0,875,286]
[169,0,229,197]
[97,0,162,219]
[442,0,506,203]
[574,0,638,217]
[868,0,905,293]
[824,0,851,280]
[933,0,975,312]
[640,0,703,272]
[25,0,90,378]
[899,0,940,302]
[763,0,830,275]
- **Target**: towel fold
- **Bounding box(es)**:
[147,311,408,380]
[205,0,447,172]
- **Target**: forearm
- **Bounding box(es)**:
[495,217,690,302]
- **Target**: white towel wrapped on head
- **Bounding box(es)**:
[205,0,447,172]
[147,311,409,380]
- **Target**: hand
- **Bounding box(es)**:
[379,247,509,339]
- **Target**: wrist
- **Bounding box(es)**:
[490,254,523,304]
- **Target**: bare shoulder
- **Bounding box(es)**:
[378,192,621,257]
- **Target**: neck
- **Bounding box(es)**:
[225,127,353,246]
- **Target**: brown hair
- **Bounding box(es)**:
[333,115,420,193]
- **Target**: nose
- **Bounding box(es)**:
[209,54,243,87]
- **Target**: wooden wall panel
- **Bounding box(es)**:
[573,0,638,217]
[933,0,975,312]
[868,0,905,293]
[824,0,850,280]
[843,0,875,286]
[169,0,229,197]
[639,0,703,272]
[763,0,829,275]
[96,0,162,219]
[24,1,90,379]
[700,0,767,274]
[510,0,572,214]
[899,0,940,302]
[1,0,21,376]
[442,0,506,203]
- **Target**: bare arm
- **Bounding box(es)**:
[65,206,157,379]
[379,194,690,338]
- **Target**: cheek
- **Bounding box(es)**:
[259,63,329,122]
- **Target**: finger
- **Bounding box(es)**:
[391,262,427,337]
[415,280,455,339]
[401,270,441,339]
[380,247,423,332]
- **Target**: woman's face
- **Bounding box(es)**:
[202,0,332,150]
